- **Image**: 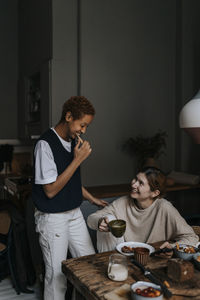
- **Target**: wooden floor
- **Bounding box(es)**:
[0,277,42,300]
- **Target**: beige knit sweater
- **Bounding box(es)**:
[87,196,199,246]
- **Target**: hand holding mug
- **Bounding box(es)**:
[98,217,126,238]
[98,217,109,232]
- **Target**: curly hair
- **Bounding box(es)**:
[140,166,166,199]
[59,96,95,122]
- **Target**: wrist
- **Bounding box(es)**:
[88,197,94,204]
[73,156,82,165]
[98,217,104,229]
[87,195,95,204]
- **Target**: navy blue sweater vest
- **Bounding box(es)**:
[32,129,82,213]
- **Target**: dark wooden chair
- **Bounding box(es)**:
[0,210,21,294]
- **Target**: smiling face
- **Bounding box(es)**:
[65,112,94,140]
[130,172,160,208]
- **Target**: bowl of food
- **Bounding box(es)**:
[131,281,163,300]
[108,219,126,238]
[174,243,197,261]
[193,252,200,271]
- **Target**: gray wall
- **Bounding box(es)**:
[0,0,18,138]
[80,0,176,185]
[50,0,177,186]
[179,0,200,174]
[173,0,200,216]
[1,0,200,191]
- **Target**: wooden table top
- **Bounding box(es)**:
[62,248,200,300]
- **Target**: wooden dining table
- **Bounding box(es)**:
[62,244,200,300]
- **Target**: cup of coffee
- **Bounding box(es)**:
[134,247,150,265]
[108,219,126,238]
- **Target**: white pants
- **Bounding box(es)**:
[96,214,124,253]
[35,207,95,300]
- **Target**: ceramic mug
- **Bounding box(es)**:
[108,219,126,238]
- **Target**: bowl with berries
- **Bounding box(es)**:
[131,281,163,300]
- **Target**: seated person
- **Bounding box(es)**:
[87,167,199,253]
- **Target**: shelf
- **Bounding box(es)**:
[86,184,131,199]
[165,183,200,192]
[2,174,200,200]
[86,183,200,199]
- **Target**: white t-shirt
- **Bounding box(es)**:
[34,128,72,185]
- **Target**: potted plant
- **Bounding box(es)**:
[122,131,167,170]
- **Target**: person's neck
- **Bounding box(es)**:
[135,198,154,209]
[54,123,70,141]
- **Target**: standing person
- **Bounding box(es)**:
[32,96,107,300]
[87,167,199,253]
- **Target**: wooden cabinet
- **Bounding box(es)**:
[18,60,51,140]
[18,0,52,140]
[18,1,77,140]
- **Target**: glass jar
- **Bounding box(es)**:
[107,253,128,281]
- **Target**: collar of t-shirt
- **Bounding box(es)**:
[51,127,71,153]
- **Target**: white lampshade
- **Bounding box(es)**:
[179,89,200,143]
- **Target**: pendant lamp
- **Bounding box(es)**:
[179,89,200,143]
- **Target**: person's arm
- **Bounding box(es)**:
[43,139,92,198]
[98,217,110,232]
[162,202,199,247]
[82,186,108,207]
[158,241,173,258]
[87,201,118,230]
[170,225,199,247]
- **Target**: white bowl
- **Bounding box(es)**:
[131,281,163,300]
[173,244,197,261]
[193,252,200,270]
[116,242,155,256]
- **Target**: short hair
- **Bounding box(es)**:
[140,166,166,199]
[60,96,95,122]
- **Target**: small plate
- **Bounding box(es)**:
[116,242,155,256]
